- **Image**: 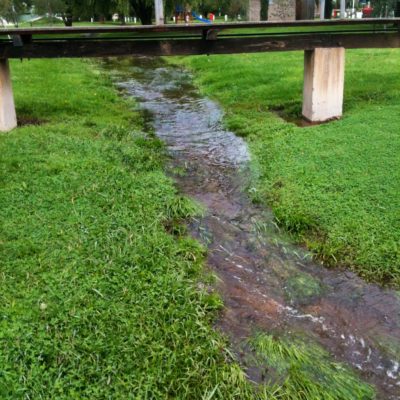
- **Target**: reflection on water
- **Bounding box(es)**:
[106,57,400,399]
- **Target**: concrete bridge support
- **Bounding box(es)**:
[0,59,17,132]
[248,0,261,21]
[302,48,345,122]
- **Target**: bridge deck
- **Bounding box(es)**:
[0,19,400,58]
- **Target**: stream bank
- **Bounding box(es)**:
[106,57,400,399]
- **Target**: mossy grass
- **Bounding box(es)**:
[172,49,400,287]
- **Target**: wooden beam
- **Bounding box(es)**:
[0,18,399,37]
[0,59,17,132]
[1,33,399,59]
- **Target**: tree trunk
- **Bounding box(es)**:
[63,3,73,26]
[296,0,315,20]
[395,0,400,17]
[324,0,333,19]
[130,0,153,25]
[63,14,73,26]
[92,0,97,18]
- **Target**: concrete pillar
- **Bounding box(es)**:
[268,0,296,21]
[302,48,345,122]
[248,0,261,21]
[320,0,326,19]
[0,59,17,132]
[340,0,346,18]
[155,0,164,25]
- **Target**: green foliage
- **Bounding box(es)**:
[23,0,251,25]
[0,58,258,399]
[172,49,400,287]
[284,272,324,305]
[249,333,375,400]
[0,0,31,26]
[32,0,66,16]
[371,0,397,16]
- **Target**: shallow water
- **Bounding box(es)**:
[107,57,400,399]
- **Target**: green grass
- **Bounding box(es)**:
[249,333,375,400]
[0,58,258,399]
[172,49,400,287]
[0,57,378,399]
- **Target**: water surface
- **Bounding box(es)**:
[107,57,400,399]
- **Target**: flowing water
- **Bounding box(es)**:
[106,58,400,399]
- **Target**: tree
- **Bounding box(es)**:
[115,0,131,23]
[0,0,30,26]
[33,0,73,25]
[33,0,66,19]
[32,0,115,26]
[372,0,397,16]
[129,0,153,24]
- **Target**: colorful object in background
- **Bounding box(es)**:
[192,12,212,23]
[362,3,373,17]
[174,5,192,23]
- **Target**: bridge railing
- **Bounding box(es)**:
[0,19,400,130]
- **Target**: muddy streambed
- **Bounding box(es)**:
[105,58,400,399]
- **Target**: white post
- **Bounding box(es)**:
[155,0,164,25]
[0,59,17,132]
[320,0,326,19]
[340,0,346,18]
[302,48,345,122]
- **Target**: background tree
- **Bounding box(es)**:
[33,0,66,19]
[32,0,115,26]
[372,0,397,15]
[0,0,31,26]
[225,0,247,16]
[114,0,131,23]
[128,0,153,24]
[163,0,247,18]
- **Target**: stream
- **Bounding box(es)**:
[106,57,400,399]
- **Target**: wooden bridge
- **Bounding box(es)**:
[1,19,400,131]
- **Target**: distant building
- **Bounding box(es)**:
[248,0,296,22]
[268,0,296,21]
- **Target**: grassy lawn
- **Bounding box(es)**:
[0,58,256,399]
[0,58,376,399]
[173,49,400,288]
